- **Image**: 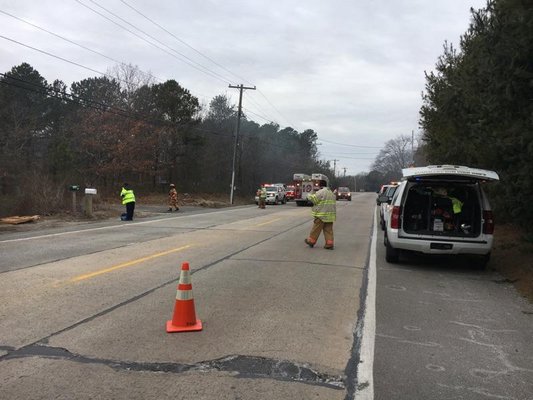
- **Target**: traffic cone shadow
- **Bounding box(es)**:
[166,261,203,333]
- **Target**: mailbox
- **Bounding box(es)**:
[69,185,80,191]
[85,188,97,195]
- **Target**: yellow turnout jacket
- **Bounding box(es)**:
[308,187,336,222]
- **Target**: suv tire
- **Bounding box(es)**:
[472,253,490,270]
[384,234,400,263]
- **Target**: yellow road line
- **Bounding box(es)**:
[70,245,192,282]
[255,217,282,227]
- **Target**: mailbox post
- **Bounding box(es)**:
[68,185,80,212]
[84,188,97,217]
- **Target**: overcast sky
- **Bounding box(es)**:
[0,0,487,175]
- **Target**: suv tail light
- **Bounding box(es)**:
[391,206,402,229]
[483,210,494,234]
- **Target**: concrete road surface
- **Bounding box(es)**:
[0,193,374,399]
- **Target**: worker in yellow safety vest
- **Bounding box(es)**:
[304,182,336,250]
[120,183,136,221]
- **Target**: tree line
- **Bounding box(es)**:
[0,63,332,215]
[360,0,531,232]
[420,0,533,231]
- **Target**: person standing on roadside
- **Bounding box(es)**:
[168,183,179,212]
[304,181,336,249]
[120,183,135,221]
[257,185,267,209]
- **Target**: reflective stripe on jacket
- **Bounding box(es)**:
[120,188,135,205]
[308,187,336,222]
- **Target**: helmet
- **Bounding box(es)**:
[170,183,175,187]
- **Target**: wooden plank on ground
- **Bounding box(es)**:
[0,215,40,224]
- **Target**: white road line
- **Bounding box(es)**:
[0,206,255,244]
[355,211,377,399]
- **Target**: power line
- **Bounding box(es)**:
[256,89,297,129]
[241,107,274,124]
[321,154,377,160]
[73,0,232,84]
[324,150,380,155]
[117,0,298,132]
[0,9,159,84]
[119,0,251,86]
[86,0,234,84]
[318,138,383,148]
[107,1,295,131]
[0,34,122,83]
[243,92,279,124]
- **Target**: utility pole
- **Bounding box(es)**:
[342,167,347,177]
[332,159,339,177]
[228,84,256,204]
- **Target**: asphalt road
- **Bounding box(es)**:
[374,223,533,400]
[1,194,531,399]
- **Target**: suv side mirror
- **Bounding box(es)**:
[378,194,389,204]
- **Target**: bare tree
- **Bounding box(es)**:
[371,134,414,180]
[107,63,155,109]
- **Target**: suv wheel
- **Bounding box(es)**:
[385,234,400,263]
[472,253,491,270]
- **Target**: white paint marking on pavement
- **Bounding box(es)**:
[0,206,261,244]
[355,211,377,400]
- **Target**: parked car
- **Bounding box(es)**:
[383,165,499,268]
[378,184,398,230]
[336,187,352,201]
[376,184,394,205]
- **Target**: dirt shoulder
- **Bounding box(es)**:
[490,224,533,303]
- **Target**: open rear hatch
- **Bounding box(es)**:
[400,166,499,239]
[402,165,499,183]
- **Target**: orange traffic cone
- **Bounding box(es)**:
[166,262,203,333]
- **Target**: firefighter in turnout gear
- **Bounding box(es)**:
[304,182,336,249]
[257,185,267,209]
[168,183,179,211]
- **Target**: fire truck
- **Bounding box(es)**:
[293,173,329,206]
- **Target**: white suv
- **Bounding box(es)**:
[254,184,287,205]
[383,165,499,268]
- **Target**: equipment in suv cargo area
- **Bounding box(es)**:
[383,165,499,267]
[402,183,481,237]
